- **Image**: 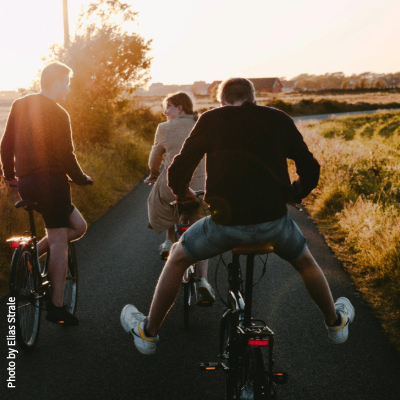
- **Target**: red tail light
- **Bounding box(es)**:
[11,241,20,248]
[178,226,189,235]
[248,339,269,346]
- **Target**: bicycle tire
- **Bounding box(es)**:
[183,281,190,328]
[222,314,239,400]
[64,242,78,315]
[241,346,271,399]
[9,245,42,351]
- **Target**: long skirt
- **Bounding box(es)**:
[147,168,207,234]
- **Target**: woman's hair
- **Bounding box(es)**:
[217,78,255,104]
[40,62,72,90]
[162,92,195,115]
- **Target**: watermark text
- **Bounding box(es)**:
[7,297,17,388]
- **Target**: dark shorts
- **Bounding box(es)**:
[17,173,74,229]
[181,212,307,262]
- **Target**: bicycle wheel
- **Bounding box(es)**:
[222,314,239,399]
[9,245,42,350]
[64,242,78,314]
[241,346,272,400]
[183,281,190,328]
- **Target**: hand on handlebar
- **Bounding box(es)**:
[175,188,198,204]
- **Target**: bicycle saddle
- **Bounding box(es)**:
[232,243,274,255]
[15,200,38,211]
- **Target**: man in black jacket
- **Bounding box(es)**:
[1,62,91,325]
[120,78,354,354]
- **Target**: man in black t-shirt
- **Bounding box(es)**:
[120,78,355,354]
[1,62,91,325]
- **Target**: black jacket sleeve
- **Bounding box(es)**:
[168,114,209,197]
[57,112,88,185]
[282,115,320,201]
[0,103,17,180]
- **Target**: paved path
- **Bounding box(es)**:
[1,181,400,399]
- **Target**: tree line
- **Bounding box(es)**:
[283,72,400,91]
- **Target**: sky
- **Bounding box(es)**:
[1,0,400,91]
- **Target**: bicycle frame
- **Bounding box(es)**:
[215,252,288,398]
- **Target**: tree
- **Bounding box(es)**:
[353,78,370,89]
[373,79,386,89]
[341,80,351,89]
[45,0,152,143]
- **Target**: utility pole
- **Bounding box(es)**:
[62,0,70,48]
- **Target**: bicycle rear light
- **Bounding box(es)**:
[178,226,190,235]
[6,237,29,248]
[248,339,269,346]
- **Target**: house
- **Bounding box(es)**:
[191,81,210,95]
[207,78,283,96]
[146,83,193,96]
[249,78,282,93]
[280,80,296,93]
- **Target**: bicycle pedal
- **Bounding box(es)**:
[272,372,288,384]
[37,281,51,292]
[197,301,214,307]
[199,362,221,371]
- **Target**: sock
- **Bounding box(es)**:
[143,322,152,338]
[327,312,342,327]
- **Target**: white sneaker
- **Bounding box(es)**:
[197,278,216,303]
[325,297,355,344]
[159,240,172,259]
[120,304,159,355]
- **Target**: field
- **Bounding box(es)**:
[136,91,400,114]
[295,110,400,352]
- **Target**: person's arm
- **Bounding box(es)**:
[282,115,320,202]
[148,125,166,177]
[58,113,89,185]
[168,114,209,198]
[0,102,17,182]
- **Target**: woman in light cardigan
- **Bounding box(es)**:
[146,92,214,302]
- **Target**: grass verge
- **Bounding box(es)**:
[295,110,400,352]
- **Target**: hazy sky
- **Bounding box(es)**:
[1,0,399,90]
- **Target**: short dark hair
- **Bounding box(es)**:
[217,78,255,104]
[40,62,72,90]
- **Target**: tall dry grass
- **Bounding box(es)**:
[296,110,400,350]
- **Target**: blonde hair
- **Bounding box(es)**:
[40,62,72,90]
[217,78,255,104]
[162,92,195,115]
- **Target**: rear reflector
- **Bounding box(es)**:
[11,242,19,248]
[248,339,269,346]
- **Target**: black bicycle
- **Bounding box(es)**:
[172,190,211,328]
[200,243,288,399]
[7,201,78,350]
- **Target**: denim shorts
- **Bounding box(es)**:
[181,212,307,262]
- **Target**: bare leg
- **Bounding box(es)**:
[46,228,68,307]
[290,246,337,325]
[146,242,194,336]
[166,226,175,243]
[38,208,87,256]
[196,259,209,279]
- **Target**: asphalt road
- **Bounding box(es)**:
[1,180,400,400]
